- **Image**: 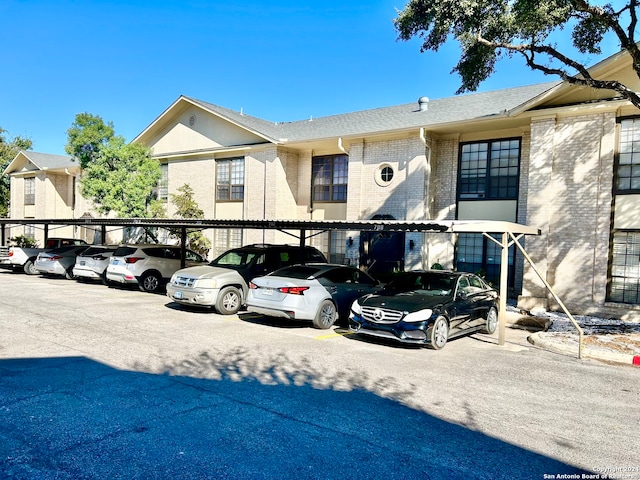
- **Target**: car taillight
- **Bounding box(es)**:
[125,257,143,264]
[249,282,258,289]
[8,250,13,257]
[50,255,63,261]
[278,286,309,295]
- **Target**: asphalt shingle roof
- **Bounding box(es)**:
[186,82,559,144]
[20,151,76,170]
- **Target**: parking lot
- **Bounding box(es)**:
[1,270,639,479]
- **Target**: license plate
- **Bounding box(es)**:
[263,288,274,296]
[112,259,121,265]
[79,261,86,266]
[174,291,183,299]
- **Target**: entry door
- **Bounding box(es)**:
[359,231,405,283]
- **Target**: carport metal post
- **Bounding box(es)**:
[299,228,306,264]
[508,232,584,359]
[499,232,509,346]
[180,227,187,268]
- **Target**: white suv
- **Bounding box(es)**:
[106,244,207,292]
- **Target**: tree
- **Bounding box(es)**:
[65,113,163,219]
[65,113,115,169]
[394,0,640,109]
[0,128,33,217]
[169,184,211,257]
[76,134,162,218]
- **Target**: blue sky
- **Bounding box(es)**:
[0,0,616,156]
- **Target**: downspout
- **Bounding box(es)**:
[420,128,432,269]
[65,168,78,237]
[419,128,431,219]
[338,137,348,155]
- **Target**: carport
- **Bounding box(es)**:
[0,217,584,356]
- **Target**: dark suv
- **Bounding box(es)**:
[166,244,327,314]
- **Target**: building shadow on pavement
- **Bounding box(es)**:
[0,354,591,479]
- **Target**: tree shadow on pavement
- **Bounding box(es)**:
[0,354,591,479]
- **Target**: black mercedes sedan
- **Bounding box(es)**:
[348,270,499,349]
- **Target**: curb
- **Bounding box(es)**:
[528,332,640,366]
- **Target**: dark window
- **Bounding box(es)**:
[24,177,35,205]
[456,233,514,287]
[113,246,138,257]
[616,118,640,192]
[381,166,394,182]
[321,267,354,284]
[608,231,640,304]
[217,157,245,201]
[185,250,204,262]
[312,154,348,202]
[458,139,520,200]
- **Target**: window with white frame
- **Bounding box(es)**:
[214,228,243,257]
[311,230,346,264]
[157,164,168,201]
[24,177,35,205]
[216,157,245,201]
[24,224,35,240]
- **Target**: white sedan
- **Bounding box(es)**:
[246,264,382,329]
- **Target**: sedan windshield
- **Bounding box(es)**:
[385,272,456,296]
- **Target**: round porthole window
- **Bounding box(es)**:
[188,114,196,127]
[375,164,395,186]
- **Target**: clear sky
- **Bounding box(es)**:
[0,0,615,156]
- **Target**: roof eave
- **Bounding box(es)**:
[3,151,39,176]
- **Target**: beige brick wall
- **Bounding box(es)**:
[426,137,457,270]
[521,113,615,315]
[343,136,431,270]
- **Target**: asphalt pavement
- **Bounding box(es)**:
[1,271,639,480]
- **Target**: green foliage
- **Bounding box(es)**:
[78,135,162,218]
[394,1,640,108]
[170,184,204,219]
[0,128,33,217]
[8,235,38,248]
[169,184,211,257]
[65,113,115,169]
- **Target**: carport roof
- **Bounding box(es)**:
[0,217,541,236]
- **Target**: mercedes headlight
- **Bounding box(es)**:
[403,309,433,323]
[350,300,362,316]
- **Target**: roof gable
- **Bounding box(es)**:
[3,151,77,176]
[134,96,278,156]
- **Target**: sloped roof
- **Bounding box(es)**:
[3,150,77,176]
[21,151,76,170]
[183,82,559,143]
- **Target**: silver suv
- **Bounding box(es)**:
[106,244,207,292]
[166,244,327,314]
